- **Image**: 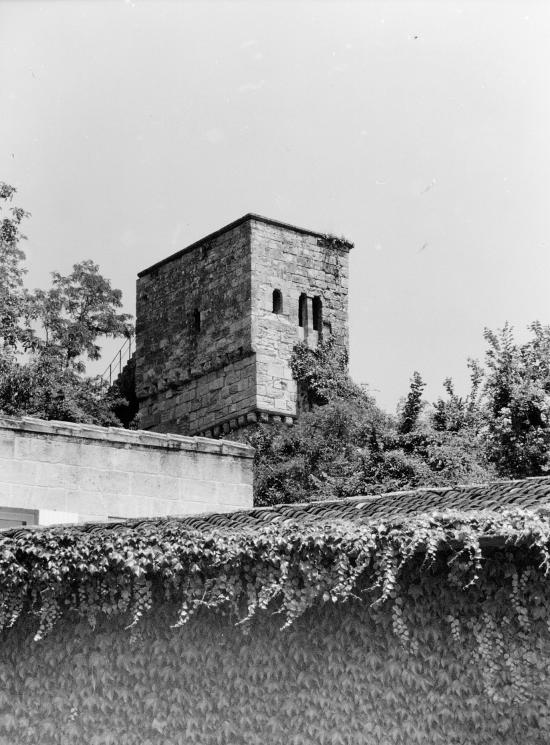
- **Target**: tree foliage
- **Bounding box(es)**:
[0,183,133,425]
[0,351,124,426]
[397,371,426,435]
[0,183,35,351]
[32,260,132,369]
[245,319,550,506]
[245,343,495,506]
[480,322,550,478]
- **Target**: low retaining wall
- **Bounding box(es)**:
[0,416,254,526]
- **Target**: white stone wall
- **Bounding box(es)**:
[0,416,254,525]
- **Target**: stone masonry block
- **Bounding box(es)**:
[33,462,82,490]
[129,472,182,500]
[14,435,62,464]
[0,458,38,486]
[6,484,69,512]
[157,451,201,480]
[0,481,33,506]
[111,449,162,476]
[0,433,15,460]
[177,478,226,503]
[74,467,131,495]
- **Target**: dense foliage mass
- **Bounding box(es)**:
[1,594,548,745]
[245,325,550,505]
[1,507,550,743]
[244,339,492,505]
[0,182,133,425]
[481,322,550,477]
[0,507,547,642]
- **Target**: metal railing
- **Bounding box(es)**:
[101,335,134,386]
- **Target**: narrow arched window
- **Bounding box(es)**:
[193,309,201,333]
[298,293,308,328]
[272,289,283,314]
[312,296,323,332]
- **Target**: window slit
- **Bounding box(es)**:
[312,296,322,332]
[272,289,283,314]
[298,293,307,328]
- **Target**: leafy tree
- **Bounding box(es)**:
[247,398,396,505]
[392,370,493,490]
[33,260,132,370]
[0,183,134,425]
[432,367,483,433]
[397,371,426,434]
[397,323,550,484]
[0,182,35,351]
[478,321,550,478]
[0,350,125,426]
[241,343,495,506]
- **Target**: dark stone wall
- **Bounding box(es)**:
[136,222,253,433]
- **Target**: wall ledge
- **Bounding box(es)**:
[0,415,254,459]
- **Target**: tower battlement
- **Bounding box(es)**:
[135,214,351,436]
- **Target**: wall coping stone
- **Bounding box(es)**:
[138,213,353,277]
[0,415,254,459]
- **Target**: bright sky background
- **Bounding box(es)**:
[1,0,549,412]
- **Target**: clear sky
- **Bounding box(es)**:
[1,0,549,411]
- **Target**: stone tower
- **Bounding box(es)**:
[135,214,352,437]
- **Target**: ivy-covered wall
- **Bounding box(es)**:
[1,490,550,744]
[1,558,549,745]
